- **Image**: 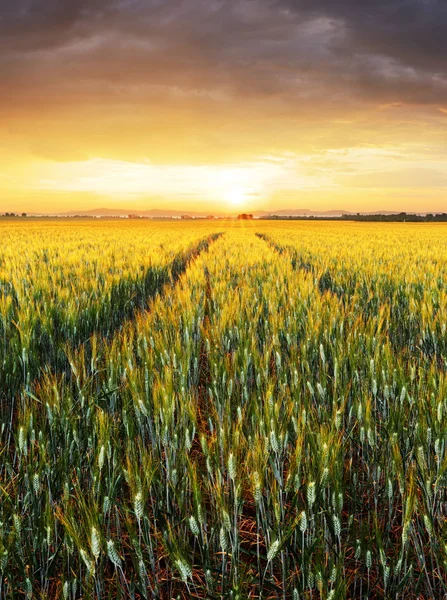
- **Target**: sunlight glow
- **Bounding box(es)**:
[223,187,248,207]
[4,146,446,214]
[30,157,307,207]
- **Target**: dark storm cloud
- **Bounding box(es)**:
[1,0,447,110]
[288,0,447,72]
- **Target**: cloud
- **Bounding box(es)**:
[2,0,447,113]
[30,155,333,203]
[16,142,447,206]
[289,0,447,73]
[1,0,447,211]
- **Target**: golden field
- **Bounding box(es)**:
[1,220,447,599]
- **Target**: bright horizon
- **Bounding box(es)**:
[1,1,447,214]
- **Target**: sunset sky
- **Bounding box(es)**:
[1,0,447,213]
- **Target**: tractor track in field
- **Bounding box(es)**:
[83,232,223,348]
[53,231,224,368]
[256,232,447,369]
[1,232,224,431]
[256,232,344,299]
[0,230,226,600]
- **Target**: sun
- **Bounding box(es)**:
[224,187,247,208]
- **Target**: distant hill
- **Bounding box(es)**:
[58,208,217,218]
[24,207,343,218]
[29,207,359,218]
[14,207,435,218]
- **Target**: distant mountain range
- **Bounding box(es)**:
[59,207,216,218]
[25,207,419,218]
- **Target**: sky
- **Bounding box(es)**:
[1,0,447,213]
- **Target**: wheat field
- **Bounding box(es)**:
[1,220,447,599]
